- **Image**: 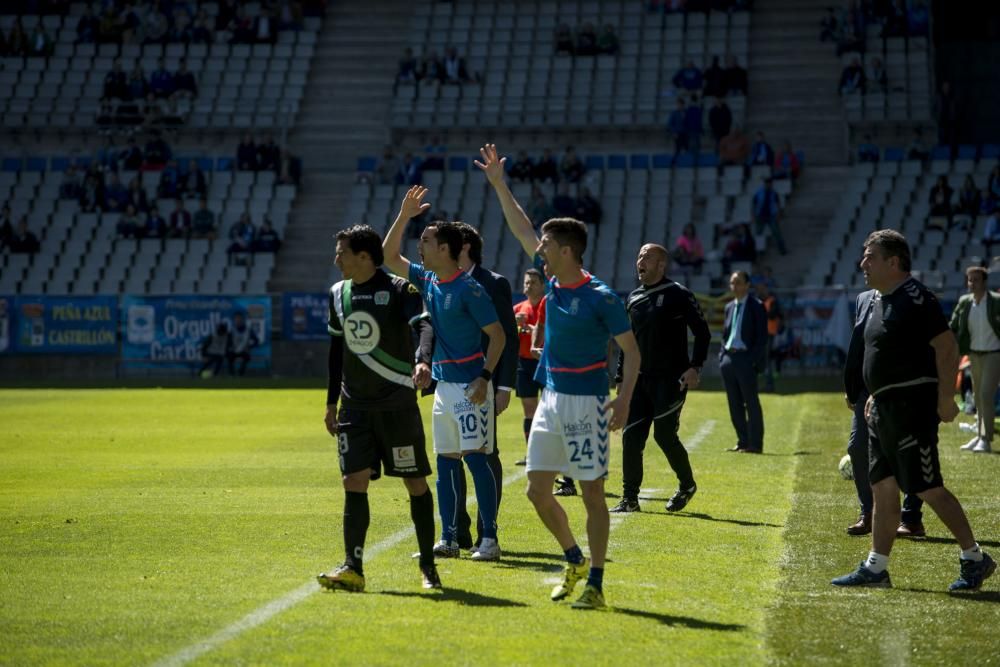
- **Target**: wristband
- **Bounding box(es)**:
[479,368,493,382]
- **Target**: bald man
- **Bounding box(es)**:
[611,244,712,513]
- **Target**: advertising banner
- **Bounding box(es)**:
[10,295,117,354]
[282,292,330,341]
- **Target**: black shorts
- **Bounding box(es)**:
[336,405,431,479]
[515,357,544,398]
[868,386,943,494]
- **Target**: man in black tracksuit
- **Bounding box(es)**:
[611,244,711,513]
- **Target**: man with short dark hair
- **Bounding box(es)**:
[383,188,507,563]
[513,268,546,465]
[720,271,768,453]
[832,230,995,591]
[316,223,440,592]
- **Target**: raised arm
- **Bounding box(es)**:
[475,143,540,257]
[382,185,431,276]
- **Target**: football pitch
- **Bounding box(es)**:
[1,388,999,666]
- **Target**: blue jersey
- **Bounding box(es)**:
[533,255,630,396]
[408,262,499,383]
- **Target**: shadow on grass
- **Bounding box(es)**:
[500,550,564,562]
[897,587,1000,603]
[612,607,745,631]
[908,536,1000,548]
[378,587,528,607]
[659,511,783,529]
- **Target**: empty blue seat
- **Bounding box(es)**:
[697,153,719,167]
[957,145,978,160]
[25,157,46,172]
[216,157,234,171]
[674,153,696,168]
[884,147,904,162]
[651,153,673,169]
[356,156,376,172]
[585,155,605,170]
[50,156,70,172]
[448,156,469,171]
[795,150,805,166]
[629,154,650,170]
[2,157,21,172]
[930,145,951,161]
[982,144,1000,159]
[607,154,627,169]
[197,157,214,172]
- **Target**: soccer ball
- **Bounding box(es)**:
[838,454,853,480]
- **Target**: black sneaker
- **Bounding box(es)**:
[554,481,578,496]
[610,498,641,513]
[949,553,996,592]
[665,485,697,512]
[420,563,443,590]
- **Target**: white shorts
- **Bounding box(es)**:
[431,381,495,456]
[527,389,610,481]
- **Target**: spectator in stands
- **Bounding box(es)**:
[989,165,1000,200]
[76,5,100,43]
[60,165,83,200]
[420,50,444,85]
[673,223,705,272]
[117,204,143,238]
[143,6,169,44]
[751,177,787,254]
[772,141,801,181]
[928,175,953,229]
[820,7,839,42]
[0,26,7,56]
[866,56,887,94]
[253,216,282,252]
[722,223,756,274]
[723,55,748,95]
[277,0,305,31]
[597,23,620,55]
[119,138,142,170]
[533,148,559,183]
[228,212,256,258]
[157,160,181,198]
[719,124,750,167]
[149,58,175,99]
[881,0,908,37]
[936,80,959,152]
[954,176,981,229]
[576,187,602,225]
[709,97,733,149]
[559,146,585,183]
[0,206,12,251]
[528,186,556,225]
[103,173,130,213]
[9,218,40,255]
[748,131,775,167]
[983,212,1000,259]
[103,59,129,101]
[857,134,880,162]
[237,134,258,171]
[144,205,167,238]
[96,138,119,172]
[277,149,302,186]
[143,131,172,168]
[6,19,27,57]
[227,313,259,376]
[126,176,149,213]
[216,0,238,31]
[420,135,446,171]
[907,0,929,36]
[399,153,421,185]
[167,9,193,43]
[397,47,419,84]
[79,170,105,213]
[684,94,704,158]
[199,322,231,378]
[552,184,577,218]
[838,57,865,95]
[907,129,929,161]
[555,23,575,55]
[127,64,148,101]
[703,56,726,98]
[509,151,535,182]
[668,98,688,158]
[29,20,53,57]
[169,198,192,238]
[254,9,278,44]
[835,17,863,56]
[256,134,280,172]
[230,5,256,44]
[173,59,198,99]
[181,160,207,199]
[376,146,401,185]
[442,46,473,84]
[983,189,998,216]
[673,60,704,92]
[192,199,217,239]
[576,22,598,56]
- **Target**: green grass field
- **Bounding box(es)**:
[1,388,999,666]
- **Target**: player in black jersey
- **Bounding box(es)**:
[611,244,711,513]
[316,225,441,593]
[832,230,995,591]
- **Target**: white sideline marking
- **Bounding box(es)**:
[685,419,717,451]
[152,470,528,667]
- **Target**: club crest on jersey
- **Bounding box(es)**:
[374,291,390,306]
[569,297,580,315]
[392,446,416,468]
[656,295,664,307]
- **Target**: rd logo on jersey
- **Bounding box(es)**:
[344,311,381,355]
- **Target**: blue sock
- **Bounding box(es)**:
[435,455,462,542]
[464,452,498,540]
[564,545,585,565]
[587,567,604,591]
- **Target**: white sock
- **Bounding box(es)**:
[865,551,890,573]
[961,543,984,562]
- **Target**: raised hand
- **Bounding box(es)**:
[474,143,507,186]
[399,185,431,220]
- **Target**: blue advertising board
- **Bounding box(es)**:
[120,295,271,370]
[9,295,118,354]
[282,292,329,341]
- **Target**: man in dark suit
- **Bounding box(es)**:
[844,289,925,537]
[720,271,767,453]
[451,223,519,549]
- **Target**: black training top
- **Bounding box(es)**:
[863,276,949,397]
[615,277,711,381]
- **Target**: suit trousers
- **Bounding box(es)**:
[719,349,764,451]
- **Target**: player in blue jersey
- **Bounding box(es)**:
[477,144,641,610]
[383,186,508,562]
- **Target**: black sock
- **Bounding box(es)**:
[343,491,369,575]
[523,417,532,443]
[410,488,436,568]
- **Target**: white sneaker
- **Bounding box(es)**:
[470,537,500,561]
[972,439,993,453]
[961,436,982,451]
